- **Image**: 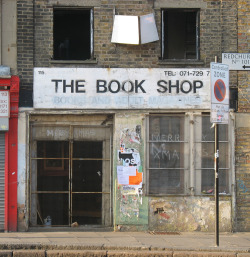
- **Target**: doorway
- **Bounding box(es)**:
[30,124,112,227]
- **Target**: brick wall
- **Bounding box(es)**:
[17,0,34,107]
[235,0,250,232]
[17,0,240,106]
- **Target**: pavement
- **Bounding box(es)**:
[0,230,249,256]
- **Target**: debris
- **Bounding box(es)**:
[71,222,79,227]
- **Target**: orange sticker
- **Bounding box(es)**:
[129,170,142,185]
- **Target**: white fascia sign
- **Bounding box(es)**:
[34,68,211,110]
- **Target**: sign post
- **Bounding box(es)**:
[210,62,229,247]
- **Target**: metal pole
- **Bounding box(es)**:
[215,123,219,247]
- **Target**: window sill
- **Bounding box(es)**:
[158,59,204,66]
[50,59,98,65]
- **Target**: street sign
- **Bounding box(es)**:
[210,63,229,124]
[222,53,250,70]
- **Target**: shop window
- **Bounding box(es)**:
[147,114,187,194]
[162,9,200,60]
[196,115,229,195]
[146,113,231,195]
[53,8,93,61]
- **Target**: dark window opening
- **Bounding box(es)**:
[53,8,92,60]
[36,141,69,226]
[162,9,199,60]
[35,140,103,226]
[229,87,238,111]
[72,141,103,225]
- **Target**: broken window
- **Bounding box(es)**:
[53,8,93,61]
[162,9,200,60]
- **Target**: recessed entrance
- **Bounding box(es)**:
[72,141,103,225]
[30,122,112,228]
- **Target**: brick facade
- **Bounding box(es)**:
[235,0,250,232]
[16,0,250,232]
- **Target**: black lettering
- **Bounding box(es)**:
[108,80,120,93]
[63,80,74,93]
[97,80,107,93]
[135,80,146,93]
[122,80,134,92]
[180,80,192,94]
[169,80,179,93]
[51,79,62,93]
[76,80,86,93]
[193,80,203,93]
[157,80,168,93]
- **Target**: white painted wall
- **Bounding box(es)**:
[17,110,29,231]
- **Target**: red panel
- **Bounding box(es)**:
[7,117,18,231]
[0,76,19,231]
[4,133,8,231]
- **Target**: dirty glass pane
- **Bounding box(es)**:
[32,126,70,140]
[148,115,185,194]
[198,115,229,194]
[149,169,184,194]
[201,170,229,194]
[201,115,228,141]
[149,142,182,168]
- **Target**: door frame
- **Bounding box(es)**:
[29,116,113,228]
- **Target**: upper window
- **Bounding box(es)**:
[162,9,200,60]
[53,8,93,61]
[146,113,231,195]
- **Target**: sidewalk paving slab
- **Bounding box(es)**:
[0,231,249,255]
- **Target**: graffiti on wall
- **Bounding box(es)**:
[238,179,248,193]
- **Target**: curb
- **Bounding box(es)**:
[0,250,249,257]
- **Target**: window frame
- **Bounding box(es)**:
[53,7,94,61]
[146,113,190,196]
[161,8,200,61]
[145,112,232,196]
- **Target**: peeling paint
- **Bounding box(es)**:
[149,197,232,232]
